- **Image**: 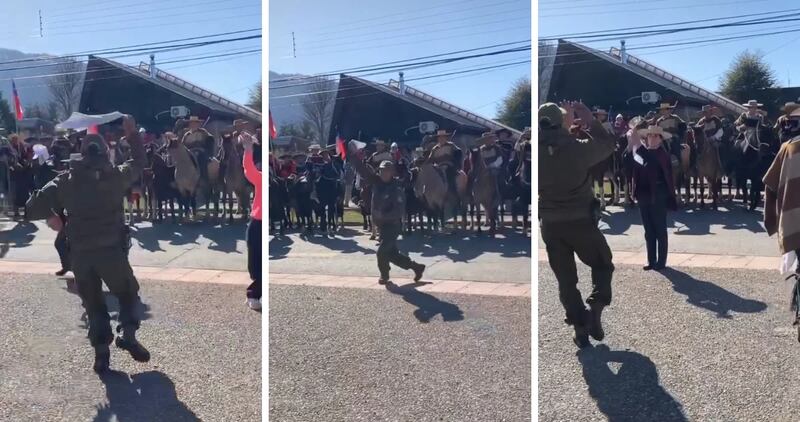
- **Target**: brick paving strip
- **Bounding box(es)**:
[270,272,531,297]
[0,260,251,285]
[537,249,780,270]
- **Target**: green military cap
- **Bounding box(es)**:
[539,103,566,128]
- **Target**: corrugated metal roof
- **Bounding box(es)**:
[87,56,261,121]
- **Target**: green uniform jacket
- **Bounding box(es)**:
[26,132,147,252]
[538,120,616,223]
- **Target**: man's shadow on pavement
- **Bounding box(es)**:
[385,281,464,323]
[64,279,153,329]
[578,344,688,422]
[93,370,199,422]
[0,220,38,258]
[658,268,767,318]
[268,235,293,260]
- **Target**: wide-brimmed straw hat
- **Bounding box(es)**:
[784,102,800,114]
[701,105,717,112]
[657,102,676,110]
[789,107,800,118]
[476,131,498,143]
[187,116,203,123]
[433,129,452,138]
[637,125,673,139]
[308,144,321,151]
[743,100,763,108]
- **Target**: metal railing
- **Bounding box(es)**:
[386,79,521,134]
[136,62,262,121]
[608,47,746,115]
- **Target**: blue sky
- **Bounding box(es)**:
[2,0,262,104]
[539,0,800,92]
[268,0,532,118]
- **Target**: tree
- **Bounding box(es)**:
[46,101,59,121]
[0,92,13,131]
[247,80,262,111]
[26,104,45,119]
[720,50,779,115]
[497,77,532,130]
[301,77,336,144]
[279,121,315,139]
[48,58,82,119]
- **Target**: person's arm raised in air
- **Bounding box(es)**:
[118,115,147,187]
[346,141,380,185]
[564,101,617,168]
[240,132,261,186]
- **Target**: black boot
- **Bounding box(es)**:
[573,310,591,349]
[115,330,151,363]
[93,345,110,374]
[589,303,605,341]
[413,263,426,282]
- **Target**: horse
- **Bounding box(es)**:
[147,146,180,222]
[589,152,620,210]
[289,174,315,233]
[513,142,532,236]
[268,170,288,235]
[311,162,341,236]
[165,136,199,220]
[414,160,449,233]
[404,167,427,233]
[220,135,250,224]
[469,148,501,236]
[687,126,722,209]
[732,120,777,211]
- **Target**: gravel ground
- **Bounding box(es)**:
[538,263,800,422]
[0,274,261,422]
[269,284,531,422]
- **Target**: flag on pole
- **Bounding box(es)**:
[336,131,346,159]
[268,109,277,139]
[11,80,24,121]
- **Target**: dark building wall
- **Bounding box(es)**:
[328,76,484,149]
[543,42,705,118]
[79,58,236,134]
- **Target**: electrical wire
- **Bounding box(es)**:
[41,12,260,37]
[540,0,771,18]
[46,0,257,21]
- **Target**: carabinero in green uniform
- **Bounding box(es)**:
[26,115,150,374]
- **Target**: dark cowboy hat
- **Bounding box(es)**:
[432,129,452,138]
[494,128,513,137]
[592,108,609,116]
[476,131,498,143]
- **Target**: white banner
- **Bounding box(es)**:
[56,111,126,131]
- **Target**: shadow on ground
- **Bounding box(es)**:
[93,370,199,422]
[385,281,464,323]
[599,206,765,237]
[0,221,38,258]
[658,267,768,318]
[578,344,688,422]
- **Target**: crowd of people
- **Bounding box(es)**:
[539,98,800,347]
[1,113,263,373]
[267,126,532,238]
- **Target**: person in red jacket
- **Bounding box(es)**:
[240,131,262,311]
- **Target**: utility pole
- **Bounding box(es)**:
[38,10,43,37]
[291,32,296,58]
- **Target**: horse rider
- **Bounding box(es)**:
[26,115,150,374]
[735,100,767,133]
[775,100,800,143]
[593,108,614,135]
[539,101,616,348]
[697,105,724,143]
[368,140,393,169]
[428,129,462,195]
[654,102,687,169]
[495,128,516,162]
[303,144,328,202]
[346,140,426,285]
[477,131,505,182]
[613,114,628,138]
[514,127,532,177]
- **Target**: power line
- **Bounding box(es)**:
[270,39,530,85]
[298,6,528,48]
[270,45,530,92]
[46,0,257,21]
[40,12,260,37]
[0,35,262,73]
[540,0,771,18]
[538,6,800,40]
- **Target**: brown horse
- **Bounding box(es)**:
[688,126,722,209]
[469,149,501,236]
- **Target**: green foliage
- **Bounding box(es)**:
[247,80,262,112]
[0,92,13,131]
[278,120,315,140]
[497,77,532,131]
[720,50,779,114]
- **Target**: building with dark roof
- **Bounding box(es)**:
[327,74,521,150]
[539,40,746,119]
[79,55,260,135]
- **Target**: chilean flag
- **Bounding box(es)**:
[11,80,24,121]
[336,132,346,159]
[268,109,277,139]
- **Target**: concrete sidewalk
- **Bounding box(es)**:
[269,283,531,421]
[0,272,261,422]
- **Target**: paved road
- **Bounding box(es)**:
[537,205,777,257]
[269,227,531,283]
[0,220,248,271]
[0,273,261,422]
[538,263,800,422]
[269,284,531,422]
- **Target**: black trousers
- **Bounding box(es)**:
[639,189,669,267]
[541,218,614,326]
[72,247,141,348]
[377,222,415,279]
[55,227,70,271]
[246,219,262,299]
